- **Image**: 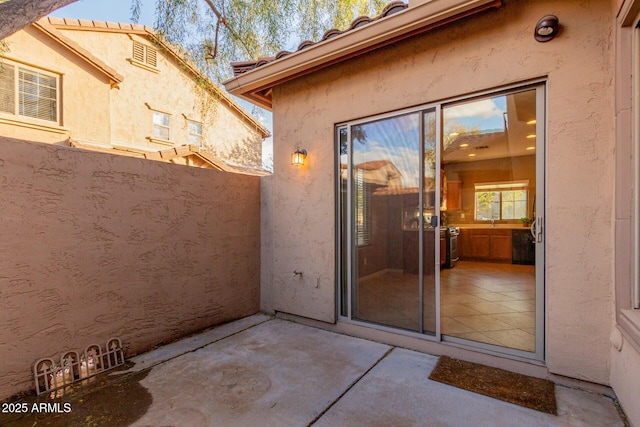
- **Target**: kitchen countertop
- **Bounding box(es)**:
[452,224,530,230]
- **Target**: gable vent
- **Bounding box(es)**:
[146,47,157,67]
[133,41,145,62]
[132,41,158,68]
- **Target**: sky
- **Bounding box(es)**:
[352,96,507,188]
[49,0,274,170]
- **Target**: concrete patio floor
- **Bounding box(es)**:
[1,314,626,426]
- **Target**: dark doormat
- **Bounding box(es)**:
[429,356,557,415]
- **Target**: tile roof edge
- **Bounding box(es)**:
[230,1,408,77]
[46,17,270,138]
[33,19,124,84]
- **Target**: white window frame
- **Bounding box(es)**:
[187,120,203,146]
[152,110,171,141]
[474,181,529,221]
[0,59,60,124]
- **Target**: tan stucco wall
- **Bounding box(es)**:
[267,0,615,384]
[611,341,640,426]
[56,29,264,168]
[0,26,112,145]
[0,137,260,400]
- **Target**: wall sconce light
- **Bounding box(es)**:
[291,148,307,166]
[534,15,559,42]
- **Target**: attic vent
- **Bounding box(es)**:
[132,41,158,68]
[146,47,157,67]
[133,41,145,62]
[475,145,490,150]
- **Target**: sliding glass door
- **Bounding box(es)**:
[338,83,545,360]
[338,109,438,335]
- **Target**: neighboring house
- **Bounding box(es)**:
[0,17,269,170]
[225,0,640,425]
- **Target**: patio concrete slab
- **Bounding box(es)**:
[1,315,625,426]
[314,347,624,427]
[131,318,391,427]
[125,313,271,372]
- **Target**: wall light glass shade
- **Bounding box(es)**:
[292,148,307,166]
[534,15,559,42]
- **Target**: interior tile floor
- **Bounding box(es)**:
[355,260,536,352]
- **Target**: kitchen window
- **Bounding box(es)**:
[0,61,59,123]
[152,111,170,141]
[474,181,528,220]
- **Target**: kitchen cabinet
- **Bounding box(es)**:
[446,180,462,211]
[459,229,512,262]
[440,235,446,266]
[459,229,470,258]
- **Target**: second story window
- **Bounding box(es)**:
[188,120,202,146]
[152,111,170,140]
[0,61,59,123]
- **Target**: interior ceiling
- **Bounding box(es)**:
[443,91,537,164]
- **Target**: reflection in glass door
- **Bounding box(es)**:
[338,83,544,359]
[440,87,543,358]
[338,110,438,334]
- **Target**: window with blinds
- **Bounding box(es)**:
[132,41,158,68]
[355,168,372,246]
[0,61,58,123]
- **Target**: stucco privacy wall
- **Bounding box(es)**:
[0,137,260,400]
[267,0,614,384]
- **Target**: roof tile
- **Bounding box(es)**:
[230,1,408,76]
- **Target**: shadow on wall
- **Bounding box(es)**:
[0,136,261,401]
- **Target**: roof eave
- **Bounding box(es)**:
[32,20,124,85]
[46,18,270,138]
[223,0,503,110]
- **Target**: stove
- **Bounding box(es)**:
[444,227,459,268]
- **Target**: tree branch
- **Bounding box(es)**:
[0,0,78,40]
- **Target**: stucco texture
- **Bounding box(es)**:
[268,0,614,384]
[0,137,260,400]
[56,29,264,168]
[0,26,112,145]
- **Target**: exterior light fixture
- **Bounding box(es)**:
[526,146,536,151]
[468,153,476,157]
[460,143,469,148]
[526,134,536,139]
[292,148,307,166]
[527,119,537,125]
[534,15,559,42]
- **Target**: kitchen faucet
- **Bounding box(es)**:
[491,218,495,227]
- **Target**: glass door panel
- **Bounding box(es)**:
[422,110,438,335]
[351,113,422,332]
[337,83,544,360]
[440,88,541,356]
